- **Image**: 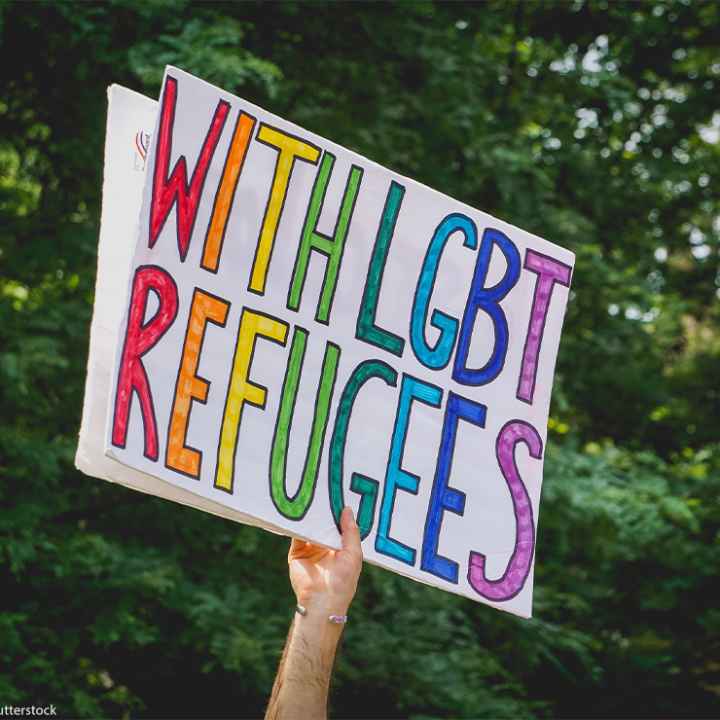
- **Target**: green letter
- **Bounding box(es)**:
[355,180,406,357]
[270,328,340,520]
[287,152,363,324]
[329,359,398,538]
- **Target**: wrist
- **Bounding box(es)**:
[291,596,347,653]
[295,591,351,618]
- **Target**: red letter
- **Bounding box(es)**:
[112,265,179,460]
[468,420,542,602]
[150,75,230,261]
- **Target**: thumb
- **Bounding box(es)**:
[340,506,362,556]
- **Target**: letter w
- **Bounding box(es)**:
[150,75,230,261]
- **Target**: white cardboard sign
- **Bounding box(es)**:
[78,68,574,617]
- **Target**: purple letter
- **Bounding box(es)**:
[516,250,572,404]
[468,420,542,602]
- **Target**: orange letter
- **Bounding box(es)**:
[166,289,230,478]
[201,112,257,273]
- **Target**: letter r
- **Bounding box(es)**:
[111,266,179,460]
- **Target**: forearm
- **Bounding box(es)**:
[265,599,345,720]
[267,509,361,719]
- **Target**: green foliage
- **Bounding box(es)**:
[1,1,718,717]
[129,17,283,97]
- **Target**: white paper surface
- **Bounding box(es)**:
[78,70,575,617]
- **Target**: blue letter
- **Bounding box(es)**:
[376,375,442,565]
[453,228,520,386]
[410,213,477,370]
[421,393,486,583]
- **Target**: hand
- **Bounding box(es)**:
[288,507,362,616]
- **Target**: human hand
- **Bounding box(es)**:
[288,507,362,616]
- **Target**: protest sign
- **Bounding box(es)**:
[78,67,574,617]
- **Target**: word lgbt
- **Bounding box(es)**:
[109,70,572,608]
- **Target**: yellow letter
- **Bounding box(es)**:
[249,124,320,294]
[215,308,289,493]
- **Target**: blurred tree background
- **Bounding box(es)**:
[1,0,718,717]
